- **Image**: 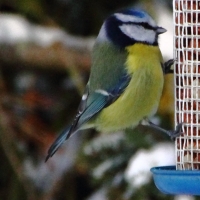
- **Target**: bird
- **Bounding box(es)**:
[46,9,180,161]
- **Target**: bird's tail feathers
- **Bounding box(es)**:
[45,127,71,162]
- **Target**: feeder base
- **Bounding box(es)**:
[151,166,200,195]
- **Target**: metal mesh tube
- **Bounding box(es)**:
[174,0,200,170]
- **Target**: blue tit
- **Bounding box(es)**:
[46,9,180,161]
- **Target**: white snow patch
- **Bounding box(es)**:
[23,134,81,191]
[87,187,107,200]
[92,159,114,179]
[125,142,175,189]
[84,132,124,155]
[0,14,30,44]
[0,14,94,49]
[174,195,194,200]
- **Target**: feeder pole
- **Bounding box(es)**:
[174,0,200,170]
[151,1,200,195]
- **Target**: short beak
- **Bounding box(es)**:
[156,26,167,34]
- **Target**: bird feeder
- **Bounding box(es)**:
[151,0,200,195]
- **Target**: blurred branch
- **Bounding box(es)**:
[0,43,91,72]
[0,14,92,72]
[0,13,93,95]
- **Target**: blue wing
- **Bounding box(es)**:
[68,72,131,136]
[45,73,131,161]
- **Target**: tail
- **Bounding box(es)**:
[45,127,71,162]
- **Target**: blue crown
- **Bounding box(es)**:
[119,9,146,19]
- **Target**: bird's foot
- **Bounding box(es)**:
[164,59,175,74]
[166,123,183,140]
[148,121,183,140]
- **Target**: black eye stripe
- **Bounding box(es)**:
[121,22,156,31]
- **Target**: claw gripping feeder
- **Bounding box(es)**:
[151,0,200,195]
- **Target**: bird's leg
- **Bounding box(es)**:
[148,121,183,140]
[163,59,175,74]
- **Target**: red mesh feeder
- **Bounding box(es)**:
[151,0,200,195]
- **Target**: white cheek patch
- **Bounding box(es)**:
[119,24,156,44]
[115,13,156,27]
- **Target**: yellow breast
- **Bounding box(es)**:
[95,44,164,132]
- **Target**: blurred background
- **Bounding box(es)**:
[0,0,195,200]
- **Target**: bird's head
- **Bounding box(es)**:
[97,9,166,48]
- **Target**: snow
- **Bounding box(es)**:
[92,159,115,179]
[84,132,125,155]
[174,195,194,200]
[87,187,107,200]
[0,14,30,44]
[0,13,94,49]
[125,142,175,189]
[23,134,81,191]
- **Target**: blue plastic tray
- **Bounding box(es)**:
[151,166,200,195]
